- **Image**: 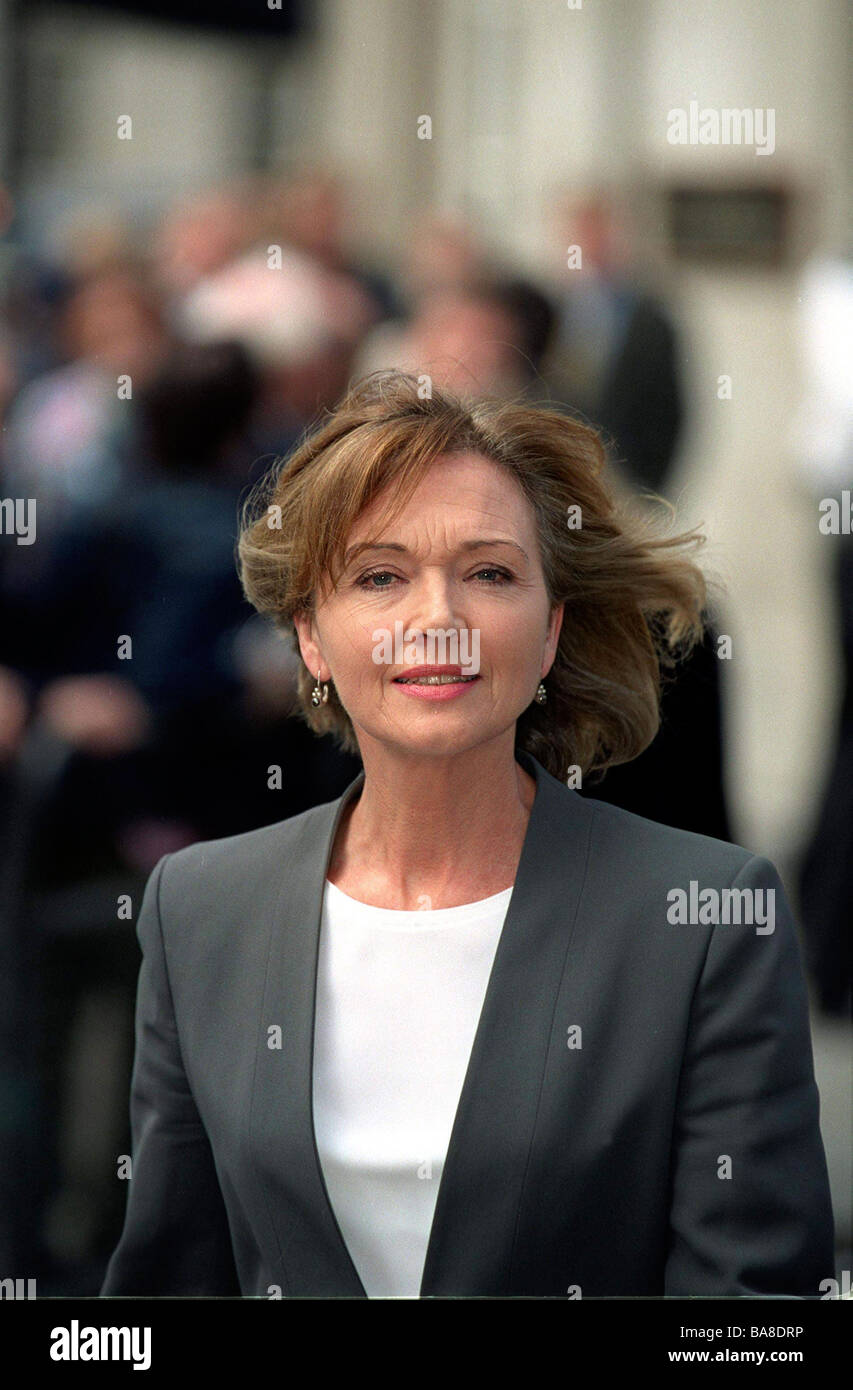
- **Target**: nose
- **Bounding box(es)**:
[402,568,467,638]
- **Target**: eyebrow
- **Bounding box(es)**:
[343,538,530,567]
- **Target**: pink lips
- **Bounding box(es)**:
[392,665,481,702]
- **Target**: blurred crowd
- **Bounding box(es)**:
[0,167,847,1291]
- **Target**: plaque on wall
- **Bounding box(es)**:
[666,185,791,265]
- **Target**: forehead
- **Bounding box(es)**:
[348,451,533,539]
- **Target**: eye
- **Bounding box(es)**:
[356,568,398,588]
[472,567,513,584]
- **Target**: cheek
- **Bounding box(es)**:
[337,623,396,691]
[333,613,381,661]
[488,605,545,658]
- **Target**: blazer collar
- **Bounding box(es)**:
[251,748,596,1297]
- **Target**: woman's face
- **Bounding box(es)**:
[293,451,564,763]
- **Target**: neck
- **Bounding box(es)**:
[328,738,537,910]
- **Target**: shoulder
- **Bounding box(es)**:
[547,786,803,1000]
[587,792,752,871]
[136,794,347,979]
[557,787,800,979]
[541,771,762,890]
[156,795,339,904]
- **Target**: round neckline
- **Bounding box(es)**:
[324,876,514,925]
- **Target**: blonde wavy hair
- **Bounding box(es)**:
[237,370,709,781]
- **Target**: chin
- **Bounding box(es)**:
[399,722,515,762]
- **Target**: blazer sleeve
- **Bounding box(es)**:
[100,852,241,1296]
[663,854,835,1296]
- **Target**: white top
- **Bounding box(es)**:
[312,876,512,1298]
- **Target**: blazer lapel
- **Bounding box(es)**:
[251,766,369,1297]
[251,750,595,1297]
[418,751,594,1294]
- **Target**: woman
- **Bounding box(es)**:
[101,371,834,1298]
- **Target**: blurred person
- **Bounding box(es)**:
[353,211,491,379]
[539,191,729,840]
[264,167,399,319]
[13,336,359,882]
[404,284,537,396]
[0,184,73,386]
[354,277,557,398]
[403,212,491,305]
[0,329,35,1273]
[0,322,33,711]
[0,340,280,1289]
[16,341,262,869]
[0,319,30,816]
[177,244,380,464]
[544,188,684,496]
[101,371,831,1298]
[2,266,171,562]
[1,316,150,1277]
[149,178,263,302]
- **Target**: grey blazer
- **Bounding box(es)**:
[100,749,835,1298]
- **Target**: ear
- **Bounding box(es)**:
[542,600,564,677]
[293,607,328,682]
